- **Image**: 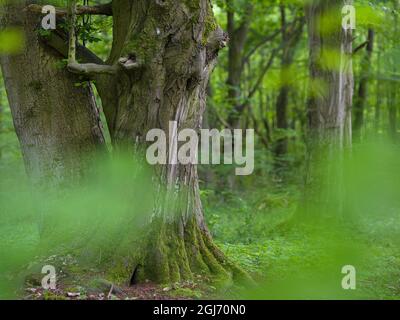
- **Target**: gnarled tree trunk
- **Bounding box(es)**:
[97,0,241,284]
[1,0,246,285]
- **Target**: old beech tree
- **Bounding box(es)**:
[0,0,248,284]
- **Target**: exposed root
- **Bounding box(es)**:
[139,216,253,287]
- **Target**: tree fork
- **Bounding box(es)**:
[5,0,250,287]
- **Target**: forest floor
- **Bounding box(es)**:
[203,182,400,300]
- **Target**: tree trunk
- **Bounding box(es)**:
[306,0,353,145]
[1,0,246,285]
[303,0,353,218]
[375,35,382,131]
[353,29,374,141]
[0,0,105,185]
[388,89,397,140]
[96,0,243,284]
[225,2,252,128]
[274,6,304,165]
[0,75,3,160]
[388,0,399,141]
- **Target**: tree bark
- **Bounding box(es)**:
[388,0,399,141]
[306,0,353,145]
[0,0,105,185]
[225,1,253,128]
[96,0,242,284]
[1,0,246,284]
[274,6,304,165]
[302,0,354,218]
[375,35,382,131]
[353,29,374,141]
[0,74,3,160]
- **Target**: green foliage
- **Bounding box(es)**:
[0,28,25,54]
[0,154,153,298]
[203,140,400,299]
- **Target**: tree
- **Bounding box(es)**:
[225,0,253,128]
[353,29,374,141]
[274,3,304,165]
[1,0,246,284]
[306,0,353,147]
[0,80,2,160]
[302,0,354,218]
[0,0,105,184]
[0,71,3,160]
[388,0,399,141]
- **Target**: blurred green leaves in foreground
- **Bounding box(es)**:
[0,28,25,54]
[216,139,400,299]
[0,154,153,298]
[1,140,400,299]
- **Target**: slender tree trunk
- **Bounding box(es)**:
[0,76,3,160]
[302,0,353,218]
[225,2,252,128]
[201,84,215,188]
[388,0,399,141]
[375,35,382,131]
[0,0,105,184]
[388,89,397,140]
[274,5,304,165]
[353,29,374,141]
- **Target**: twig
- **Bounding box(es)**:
[107,284,114,300]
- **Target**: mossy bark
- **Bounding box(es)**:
[94,0,245,284]
[1,0,247,285]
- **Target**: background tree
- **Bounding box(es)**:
[225,0,253,128]
[301,0,354,218]
[353,29,374,141]
[274,3,305,167]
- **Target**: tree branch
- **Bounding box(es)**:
[353,41,369,55]
[68,0,77,65]
[64,0,119,77]
[246,47,279,102]
[242,29,280,65]
[41,28,104,65]
[25,3,113,16]
[67,62,118,76]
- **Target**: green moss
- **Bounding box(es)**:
[203,2,218,45]
[43,291,67,300]
[106,261,135,284]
